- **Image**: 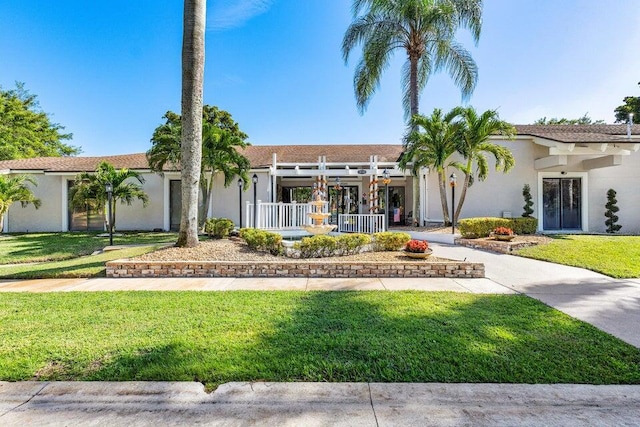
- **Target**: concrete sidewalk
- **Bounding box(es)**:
[2,381,640,426]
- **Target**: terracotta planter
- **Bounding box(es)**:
[404,249,433,259]
[494,234,515,242]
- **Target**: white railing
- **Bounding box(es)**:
[246,201,329,230]
[337,214,386,233]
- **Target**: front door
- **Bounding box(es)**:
[543,178,582,230]
[169,180,181,231]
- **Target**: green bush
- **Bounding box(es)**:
[294,233,371,258]
[203,218,235,239]
[459,217,538,238]
[511,217,538,235]
[239,228,283,255]
[372,232,411,251]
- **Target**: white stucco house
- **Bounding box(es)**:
[1,124,639,234]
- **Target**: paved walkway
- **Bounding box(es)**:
[2,381,640,426]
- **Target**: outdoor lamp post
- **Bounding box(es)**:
[237,178,243,229]
[252,174,258,228]
[334,177,343,214]
[105,182,113,246]
[449,173,457,234]
[382,169,391,229]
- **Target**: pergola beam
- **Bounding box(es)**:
[582,155,623,170]
[534,155,567,170]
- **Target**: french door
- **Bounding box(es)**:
[542,178,582,230]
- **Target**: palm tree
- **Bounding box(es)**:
[342,0,483,225]
[147,111,251,226]
[399,108,462,225]
[0,175,41,232]
[177,0,206,248]
[452,107,515,222]
[70,161,149,232]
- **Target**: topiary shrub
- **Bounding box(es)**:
[239,228,283,255]
[605,189,622,233]
[522,184,534,217]
[372,231,411,251]
[204,217,235,239]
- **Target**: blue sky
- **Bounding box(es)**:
[1,0,639,156]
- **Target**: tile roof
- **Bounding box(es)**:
[514,124,640,143]
[1,125,638,173]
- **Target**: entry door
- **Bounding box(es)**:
[169,180,181,231]
[543,178,582,230]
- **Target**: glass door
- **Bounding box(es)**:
[169,180,181,231]
[543,178,581,230]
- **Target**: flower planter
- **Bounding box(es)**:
[403,249,433,259]
[494,234,515,242]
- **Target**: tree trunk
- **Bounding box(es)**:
[198,172,214,227]
[176,0,206,247]
[409,54,420,226]
[0,210,5,233]
[437,169,450,225]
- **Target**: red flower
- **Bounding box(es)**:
[405,239,429,253]
[494,226,513,236]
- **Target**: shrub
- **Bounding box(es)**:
[204,218,235,239]
[294,233,371,258]
[372,232,411,251]
[239,228,283,255]
[459,217,538,238]
[458,217,512,238]
[522,184,534,217]
[605,189,622,233]
[511,217,537,235]
[405,239,428,253]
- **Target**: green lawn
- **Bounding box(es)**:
[0,246,159,279]
[516,235,640,278]
[1,292,638,390]
[0,232,177,264]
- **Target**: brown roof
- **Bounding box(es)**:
[514,124,640,143]
[0,145,404,172]
[1,126,637,173]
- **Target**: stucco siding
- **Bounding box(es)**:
[6,173,64,232]
[113,173,164,231]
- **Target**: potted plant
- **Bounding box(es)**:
[404,239,432,259]
[493,226,515,241]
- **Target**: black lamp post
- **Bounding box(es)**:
[237,178,243,229]
[252,173,258,228]
[334,177,343,214]
[449,173,457,234]
[382,169,391,229]
[105,182,113,246]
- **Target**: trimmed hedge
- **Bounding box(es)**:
[459,217,538,238]
[204,218,235,239]
[239,228,283,255]
[294,233,371,258]
[372,232,411,251]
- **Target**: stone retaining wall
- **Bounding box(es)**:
[106,260,484,279]
[457,238,538,254]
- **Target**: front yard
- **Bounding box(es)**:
[0,292,638,390]
[516,235,640,278]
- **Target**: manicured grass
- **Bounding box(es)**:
[0,246,159,278]
[0,232,177,264]
[516,235,640,278]
[1,292,638,389]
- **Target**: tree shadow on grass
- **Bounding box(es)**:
[81,292,640,388]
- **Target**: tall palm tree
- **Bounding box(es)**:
[177,0,206,247]
[70,161,149,232]
[399,107,462,224]
[0,174,41,232]
[452,107,515,222]
[342,0,482,225]
[147,112,251,226]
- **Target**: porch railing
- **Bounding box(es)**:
[246,201,329,230]
[337,214,386,233]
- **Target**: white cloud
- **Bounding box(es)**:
[208,0,273,31]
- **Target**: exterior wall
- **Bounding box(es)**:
[210,171,271,226]
[114,173,164,231]
[6,173,64,232]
